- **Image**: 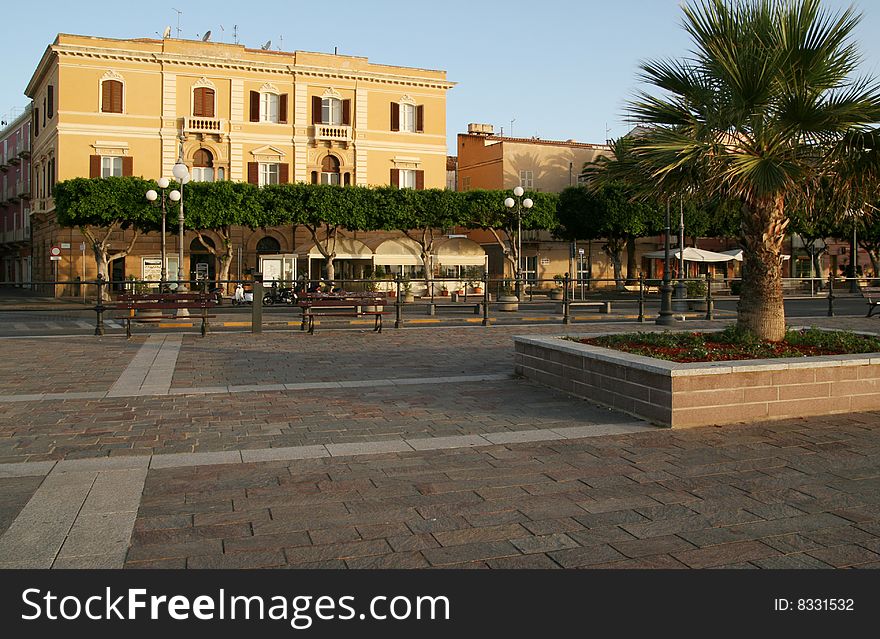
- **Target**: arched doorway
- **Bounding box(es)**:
[320,155,340,185]
[192,149,215,182]
[189,237,216,282]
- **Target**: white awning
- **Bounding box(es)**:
[642,247,736,262]
[366,236,423,266]
[433,237,487,266]
[719,248,790,262]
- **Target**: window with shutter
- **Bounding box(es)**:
[102,80,123,113]
[416,105,424,133]
[342,99,351,126]
[89,155,101,178]
[47,86,54,119]
[247,162,259,184]
[390,168,400,187]
[415,170,424,190]
[312,96,322,125]
[193,87,214,117]
[279,164,289,184]
[249,91,260,122]
[33,108,39,137]
[122,156,133,177]
[390,103,400,131]
[279,94,288,124]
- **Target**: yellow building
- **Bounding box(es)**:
[25,33,454,289]
[456,123,615,286]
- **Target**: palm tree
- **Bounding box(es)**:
[627,0,880,341]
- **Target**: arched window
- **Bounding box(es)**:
[193,87,215,118]
[101,80,123,113]
[192,149,214,182]
[321,155,340,185]
[256,236,281,254]
[191,236,214,251]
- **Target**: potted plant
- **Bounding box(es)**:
[402,277,414,303]
[549,274,565,300]
[440,285,449,297]
[686,279,708,311]
[497,282,519,311]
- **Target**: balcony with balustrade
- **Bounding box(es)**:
[15,178,29,200]
[313,124,352,148]
[182,117,225,141]
[16,137,30,159]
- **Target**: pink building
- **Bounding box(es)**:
[0,106,32,284]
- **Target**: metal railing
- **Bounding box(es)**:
[0,273,873,335]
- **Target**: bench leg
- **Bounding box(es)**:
[126,318,132,339]
[308,314,316,334]
[868,305,877,318]
[200,316,207,337]
[375,314,382,333]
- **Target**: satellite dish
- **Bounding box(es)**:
[162,26,171,39]
[261,40,271,50]
[202,30,211,41]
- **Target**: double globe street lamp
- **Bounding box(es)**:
[504,186,533,298]
[145,177,175,290]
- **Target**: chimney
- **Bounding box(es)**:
[467,123,494,136]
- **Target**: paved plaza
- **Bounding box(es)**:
[1,319,880,568]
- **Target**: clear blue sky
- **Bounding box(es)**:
[3,0,880,151]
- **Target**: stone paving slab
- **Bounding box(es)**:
[125,413,880,569]
[0,378,640,463]
[0,336,146,394]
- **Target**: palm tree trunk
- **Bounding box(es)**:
[625,235,638,284]
[737,196,787,341]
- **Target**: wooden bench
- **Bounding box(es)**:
[567,301,612,313]
[110,292,216,338]
[426,302,483,316]
[299,293,389,334]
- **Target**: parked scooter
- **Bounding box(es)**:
[232,283,254,306]
[262,282,297,306]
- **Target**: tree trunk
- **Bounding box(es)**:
[737,196,787,341]
[603,239,625,290]
[625,235,638,284]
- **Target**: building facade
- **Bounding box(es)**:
[456,123,613,285]
[0,107,32,284]
[25,33,453,291]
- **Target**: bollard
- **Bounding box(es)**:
[395,276,402,329]
[638,272,645,323]
[705,273,714,321]
[827,274,835,317]
[482,276,490,326]
[252,281,263,333]
[94,274,106,336]
[562,273,571,325]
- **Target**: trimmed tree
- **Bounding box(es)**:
[54,177,158,299]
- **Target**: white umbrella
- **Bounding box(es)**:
[719,249,790,261]
[642,247,736,262]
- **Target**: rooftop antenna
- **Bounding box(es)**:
[172,8,182,38]
[510,118,515,138]
[219,25,224,42]
[201,30,212,41]
[162,26,171,39]
[334,46,338,55]
[233,25,239,44]
[261,39,271,50]
[278,35,283,50]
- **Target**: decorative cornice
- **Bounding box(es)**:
[260,82,280,94]
[321,87,342,100]
[100,69,124,82]
[49,46,455,89]
[193,76,216,89]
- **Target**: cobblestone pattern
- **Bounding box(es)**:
[0,337,146,394]
[0,379,633,463]
[125,413,880,569]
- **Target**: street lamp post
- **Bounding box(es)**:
[504,186,533,299]
[656,199,675,325]
[145,177,171,290]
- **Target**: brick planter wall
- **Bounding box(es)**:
[514,334,880,428]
